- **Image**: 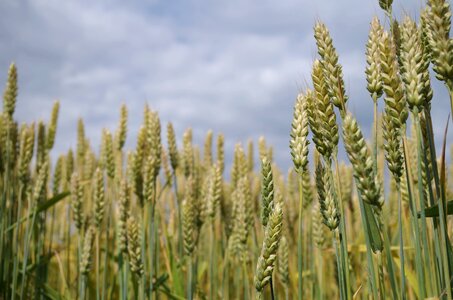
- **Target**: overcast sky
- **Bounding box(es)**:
[0,0,450,173]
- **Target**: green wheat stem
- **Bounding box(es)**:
[396,182,406,299]
[35,203,47,294]
[96,232,101,300]
[11,184,24,300]
[333,156,352,300]
[448,83,453,121]
[372,97,378,173]
[356,192,379,299]
[119,256,129,300]
[235,262,240,299]
[140,277,146,300]
[380,216,399,299]
[46,202,56,262]
[424,176,444,295]
[0,124,13,298]
[102,194,113,300]
[149,180,158,299]
[317,247,323,300]
[297,176,304,300]
[148,200,154,298]
[269,276,275,300]
[187,255,193,300]
[416,112,445,294]
[80,275,87,300]
[123,260,129,300]
[66,199,71,291]
[222,247,230,300]
[423,108,451,296]
[420,110,452,299]
[309,220,314,300]
[209,222,215,300]
[77,233,83,300]
[424,107,450,292]
[19,197,38,299]
[403,139,426,299]
[376,250,386,299]
[242,259,250,300]
[155,211,160,300]
[414,110,436,296]
[332,232,344,299]
[172,172,183,261]
[132,273,139,299]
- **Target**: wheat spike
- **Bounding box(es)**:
[216,133,225,174]
[400,17,428,111]
[183,177,197,256]
[46,101,59,150]
[71,172,84,231]
[102,129,115,179]
[277,236,289,285]
[18,124,35,184]
[161,147,173,184]
[230,144,242,189]
[3,63,17,119]
[118,179,130,254]
[261,156,274,226]
[93,168,105,228]
[52,155,64,195]
[32,161,48,204]
[203,130,213,169]
[366,17,384,101]
[312,201,325,247]
[147,110,162,178]
[382,112,404,180]
[339,163,353,204]
[65,149,75,185]
[380,31,408,127]
[342,114,382,207]
[419,10,434,108]
[36,121,47,172]
[132,126,146,202]
[426,0,453,85]
[77,118,86,164]
[167,122,179,172]
[314,22,348,112]
[80,226,95,275]
[315,162,340,230]
[301,170,314,209]
[311,60,339,160]
[204,164,222,219]
[247,139,254,173]
[127,217,144,277]
[290,92,310,174]
[254,203,283,294]
[143,157,156,208]
[116,104,128,150]
[183,128,194,178]
[379,0,393,12]
[228,178,249,262]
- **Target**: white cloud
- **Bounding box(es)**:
[0,0,450,173]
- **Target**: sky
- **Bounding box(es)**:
[0,0,450,173]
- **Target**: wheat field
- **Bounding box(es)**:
[0,0,453,299]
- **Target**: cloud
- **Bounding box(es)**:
[0,0,450,174]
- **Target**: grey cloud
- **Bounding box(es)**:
[0,0,450,174]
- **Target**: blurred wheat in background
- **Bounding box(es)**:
[0,0,452,299]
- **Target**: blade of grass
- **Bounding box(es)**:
[438,115,453,299]
[403,138,426,299]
